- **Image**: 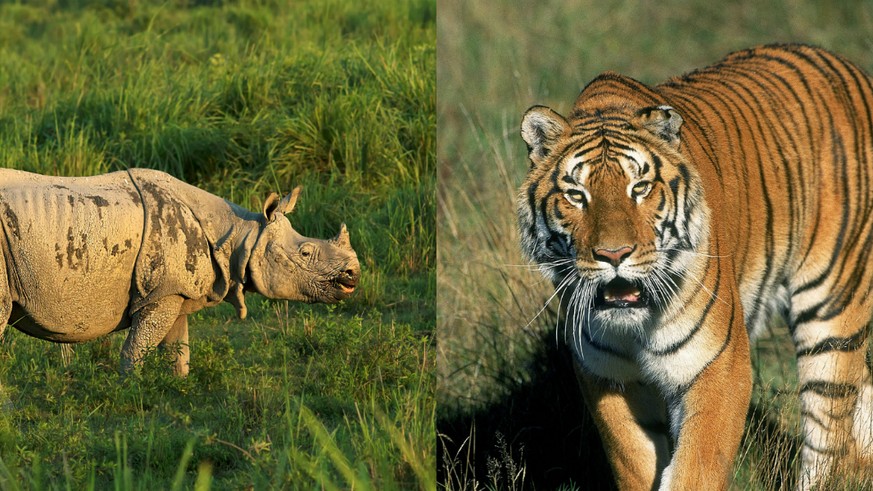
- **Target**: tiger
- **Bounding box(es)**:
[516,43,873,490]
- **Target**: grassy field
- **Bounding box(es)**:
[437,0,873,489]
[0,0,435,489]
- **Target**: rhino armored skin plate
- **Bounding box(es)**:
[0,168,360,376]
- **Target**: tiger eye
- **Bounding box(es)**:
[564,189,587,207]
[631,180,652,199]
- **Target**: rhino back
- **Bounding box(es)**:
[0,169,143,341]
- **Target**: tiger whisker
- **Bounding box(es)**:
[649,267,681,306]
[661,247,731,259]
[576,280,595,358]
[504,258,577,269]
[525,269,577,332]
[640,275,665,309]
[568,278,586,356]
[559,275,580,345]
[661,261,728,306]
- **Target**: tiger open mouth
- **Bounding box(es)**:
[594,277,649,309]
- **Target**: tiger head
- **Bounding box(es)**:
[517,103,709,332]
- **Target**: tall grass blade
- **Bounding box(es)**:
[170,439,197,491]
[298,405,372,491]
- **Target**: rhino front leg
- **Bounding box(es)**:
[121,295,184,373]
[159,314,189,377]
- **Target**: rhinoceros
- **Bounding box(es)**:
[0,168,360,375]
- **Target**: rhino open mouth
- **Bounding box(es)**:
[593,277,649,309]
[334,277,357,294]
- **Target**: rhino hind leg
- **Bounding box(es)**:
[121,295,185,373]
[159,314,189,377]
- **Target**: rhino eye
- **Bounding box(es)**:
[299,244,315,258]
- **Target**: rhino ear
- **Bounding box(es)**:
[635,105,683,149]
[521,105,571,168]
[263,186,302,222]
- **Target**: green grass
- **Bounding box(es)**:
[0,1,434,489]
[437,0,873,489]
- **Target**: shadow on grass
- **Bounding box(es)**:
[438,337,808,490]
[437,338,614,490]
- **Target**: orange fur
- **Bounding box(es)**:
[518,44,873,489]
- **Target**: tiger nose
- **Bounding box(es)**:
[593,245,635,267]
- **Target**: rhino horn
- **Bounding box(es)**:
[263,186,302,222]
[331,223,352,249]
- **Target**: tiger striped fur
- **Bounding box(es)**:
[517,44,873,490]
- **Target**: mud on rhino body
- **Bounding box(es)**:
[0,168,360,375]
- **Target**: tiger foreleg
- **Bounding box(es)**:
[659,316,752,491]
[576,365,671,490]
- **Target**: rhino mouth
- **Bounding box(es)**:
[333,276,358,295]
[337,281,356,294]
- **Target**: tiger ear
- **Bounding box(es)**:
[635,105,683,149]
[521,106,571,168]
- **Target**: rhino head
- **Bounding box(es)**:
[246,187,361,305]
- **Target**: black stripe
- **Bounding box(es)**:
[727,59,816,220]
[655,91,722,178]
[581,326,634,361]
[781,48,853,295]
[637,420,670,435]
[673,79,754,284]
[674,163,696,248]
[791,300,825,328]
[717,65,804,284]
[796,327,868,357]
[525,181,540,247]
[727,69,799,325]
[799,410,829,430]
[681,74,771,320]
[707,73,779,330]
[651,154,663,175]
[668,176,680,196]
[800,380,858,399]
[655,189,666,212]
[751,49,831,272]
[793,130,849,296]
[674,288,736,396]
[802,439,848,456]
[811,51,873,318]
[647,261,720,356]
